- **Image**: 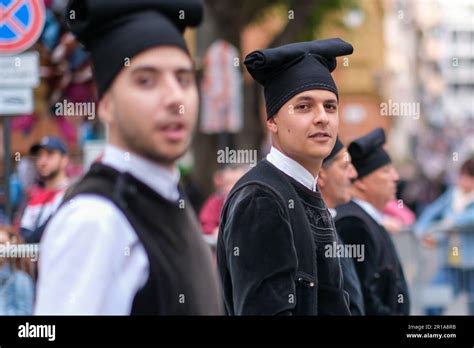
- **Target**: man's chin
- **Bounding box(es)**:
[309,144,334,159]
[341,194,352,204]
[143,146,188,166]
[307,151,331,161]
[163,144,189,161]
[39,173,54,181]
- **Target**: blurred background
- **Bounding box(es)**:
[0,0,473,315]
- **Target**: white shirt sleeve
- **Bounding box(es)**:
[34,194,149,315]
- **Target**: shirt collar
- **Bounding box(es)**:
[101,144,181,202]
[266,146,318,192]
[353,198,383,225]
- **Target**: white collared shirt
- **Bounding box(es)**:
[102,145,180,201]
[35,145,181,315]
[266,146,318,192]
[353,198,384,225]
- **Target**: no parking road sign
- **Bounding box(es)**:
[0,0,45,55]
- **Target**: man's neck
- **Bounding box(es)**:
[267,146,320,192]
[352,191,383,211]
[102,144,181,201]
[109,141,176,173]
[273,144,322,178]
[44,174,67,190]
[298,158,322,179]
[319,190,335,209]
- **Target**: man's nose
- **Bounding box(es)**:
[391,167,400,181]
[162,75,185,110]
[37,156,47,166]
[348,163,358,179]
[313,104,329,125]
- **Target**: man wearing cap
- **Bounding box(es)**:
[20,136,70,244]
[318,137,365,315]
[335,128,410,315]
[35,0,222,315]
[217,38,353,315]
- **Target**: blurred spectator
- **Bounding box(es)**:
[0,226,34,315]
[19,137,71,244]
[0,167,24,223]
[199,165,248,241]
[382,199,416,235]
[400,169,448,217]
[415,157,474,315]
[17,157,37,195]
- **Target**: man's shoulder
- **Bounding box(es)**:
[335,201,372,231]
[226,180,284,209]
[54,194,125,222]
[46,194,130,238]
[227,160,289,201]
[42,193,135,250]
[335,201,364,220]
[27,186,60,204]
[227,172,281,203]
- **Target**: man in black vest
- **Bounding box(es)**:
[35,0,222,315]
[217,38,353,315]
[335,128,410,315]
[318,137,365,315]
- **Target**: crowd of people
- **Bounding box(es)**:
[0,0,473,316]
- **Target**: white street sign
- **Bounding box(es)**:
[0,52,40,87]
[0,88,33,115]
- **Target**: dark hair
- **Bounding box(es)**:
[460,157,474,177]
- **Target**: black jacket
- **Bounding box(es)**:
[217,160,350,315]
[339,248,365,315]
[335,200,410,315]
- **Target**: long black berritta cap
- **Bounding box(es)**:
[66,0,203,99]
[244,38,353,118]
[323,137,344,165]
[348,128,392,179]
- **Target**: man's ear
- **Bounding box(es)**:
[266,116,278,135]
[353,177,366,192]
[97,91,114,126]
[60,155,69,170]
[318,168,327,188]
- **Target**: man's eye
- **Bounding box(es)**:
[325,104,337,111]
[296,104,310,110]
[178,74,195,87]
[136,75,155,87]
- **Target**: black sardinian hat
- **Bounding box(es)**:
[323,137,344,165]
[244,38,353,118]
[66,0,203,99]
[348,128,392,179]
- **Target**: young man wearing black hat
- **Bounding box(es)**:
[318,138,365,315]
[335,128,410,315]
[35,0,222,315]
[217,38,353,315]
[20,136,70,244]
